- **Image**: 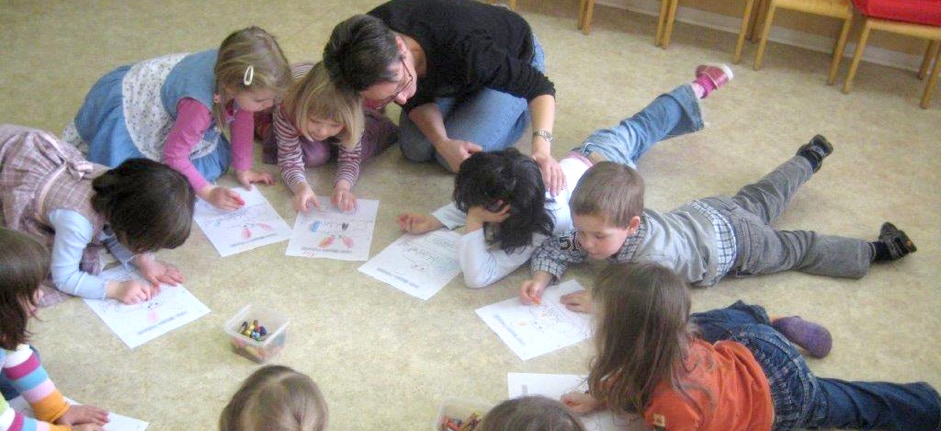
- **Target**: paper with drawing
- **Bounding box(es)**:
[84,266,210,349]
[9,396,149,431]
[286,197,378,261]
[475,280,591,360]
[358,230,462,300]
[193,186,292,257]
[507,373,651,431]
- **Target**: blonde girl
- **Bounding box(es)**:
[219,365,328,431]
[0,228,110,431]
[480,396,587,431]
[265,61,397,212]
[562,262,941,431]
[64,26,293,211]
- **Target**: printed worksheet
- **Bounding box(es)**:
[358,230,462,300]
[194,186,292,257]
[9,396,149,431]
[285,197,379,261]
[507,373,651,431]
[84,266,210,349]
[475,280,591,360]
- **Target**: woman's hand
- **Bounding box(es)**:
[235,168,275,190]
[532,151,565,196]
[436,138,482,173]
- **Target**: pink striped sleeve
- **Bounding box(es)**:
[273,104,310,192]
[334,143,362,188]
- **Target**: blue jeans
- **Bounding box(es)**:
[397,35,547,169]
[569,84,703,167]
[693,302,941,431]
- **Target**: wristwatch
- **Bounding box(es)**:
[532,129,554,143]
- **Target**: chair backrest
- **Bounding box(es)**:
[852,0,941,26]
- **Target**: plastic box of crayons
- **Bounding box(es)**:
[224,304,289,363]
[434,398,492,431]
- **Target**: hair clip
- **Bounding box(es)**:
[243,65,254,86]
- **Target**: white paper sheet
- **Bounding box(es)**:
[358,230,462,300]
[506,373,650,431]
[475,280,591,360]
[285,198,378,261]
[8,396,149,431]
[84,266,210,349]
[193,186,292,257]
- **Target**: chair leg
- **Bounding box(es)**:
[827,17,852,86]
[656,0,670,46]
[843,19,873,94]
[918,40,939,80]
[734,0,756,64]
[921,40,941,109]
[748,0,767,42]
[753,0,777,70]
[509,0,517,10]
[661,0,680,48]
[578,0,586,30]
[581,0,596,35]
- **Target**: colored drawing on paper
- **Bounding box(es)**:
[286,198,378,261]
[193,186,292,257]
[358,230,462,301]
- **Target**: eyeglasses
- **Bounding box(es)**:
[378,57,413,105]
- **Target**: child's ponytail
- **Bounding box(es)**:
[213,27,292,129]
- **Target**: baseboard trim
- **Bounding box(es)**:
[594,0,925,72]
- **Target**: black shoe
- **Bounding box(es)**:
[879,222,917,260]
[796,135,833,172]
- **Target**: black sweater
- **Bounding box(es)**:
[369,0,556,112]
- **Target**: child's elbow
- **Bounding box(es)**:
[463,273,494,289]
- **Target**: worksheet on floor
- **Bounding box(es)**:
[475,280,592,360]
[84,266,210,349]
[9,396,149,431]
[358,229,462,300]
[506,373,651,431]
[193,186,292,257]
[285,197,378,261]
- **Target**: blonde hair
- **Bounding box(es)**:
[219,365,328,431]
[213,26,292,129]
[570,162,645,228]
[283,62,364,150]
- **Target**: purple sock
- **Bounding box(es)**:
[772,316,833,359]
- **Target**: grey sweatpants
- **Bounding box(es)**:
[703,156,872,279]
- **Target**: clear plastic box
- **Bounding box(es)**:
[433,397,492,431]
[224,304,288,363]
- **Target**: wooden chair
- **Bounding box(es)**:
[656,0,761,64]
[842,0,941,109]
[753,0,854,86]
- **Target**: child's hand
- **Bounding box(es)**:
[56,404,109,427]
[561,391,601,414]
[519,271,553,305]
[292,183,321,213]
[201,185,245,211]
[532,152,566,196]
[235,168,275,190]
[106,279,155,304]
[466,204,511,226]
[136,253,183,288]
[331,181,357,212]
[396,213,444,234]
[560,290,593,314]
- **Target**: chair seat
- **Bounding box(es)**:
[853,0,941,26]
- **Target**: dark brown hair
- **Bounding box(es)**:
[323,14,400,92]
[0,228,49,350]
[480,396,587,431]
[91,158,195,254]
[219,365,328,431]
[570,162,645,228]
[588,262,706,416]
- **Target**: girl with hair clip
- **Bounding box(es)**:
[0,227,111,431]
[0,125,195,306]
[397,65,733,288]
[260,61,397,213]
[64,26,293,211]
[561,262,941,431]
[480,395,587,431]
[219,365,328,431]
